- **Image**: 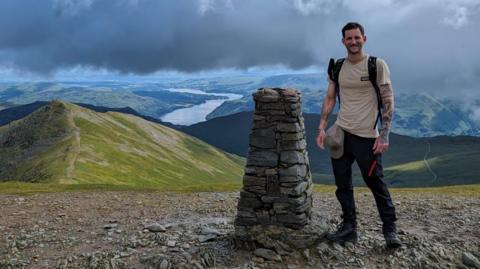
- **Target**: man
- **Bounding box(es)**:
[316,22,401,248]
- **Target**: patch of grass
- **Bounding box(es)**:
[0,182,243,195]
[389,184,480,197]
[313,184,337,193]
[2,182,477,198]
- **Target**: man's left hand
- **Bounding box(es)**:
[373,137,389,155]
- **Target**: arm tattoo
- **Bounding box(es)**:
[379,84,394,144]
[318,82,336,130]
[319,96,335,130]
[320,101,332,123]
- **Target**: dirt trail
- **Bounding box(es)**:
[65,113,81,182]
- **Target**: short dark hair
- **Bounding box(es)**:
[342,22,365,37]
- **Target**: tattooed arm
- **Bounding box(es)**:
[379,83,394,143]
[373,83,394,154]
[316,79,336,149]
[319,79,337,130]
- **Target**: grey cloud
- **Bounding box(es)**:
[0,0,319,74]
[0,0,479,97]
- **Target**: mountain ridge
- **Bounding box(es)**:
[0,100,244,186]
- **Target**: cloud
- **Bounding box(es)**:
[443,5,468,29]
[198,0,233,14]
[292,0,338,16]
[0,0,478,98]
[439,0,480,30]
[53,0,94,17]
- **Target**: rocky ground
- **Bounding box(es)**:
[0,190,479,269]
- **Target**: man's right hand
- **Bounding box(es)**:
[316,129,326,149]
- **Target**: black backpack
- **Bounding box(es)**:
[327,56,383,129]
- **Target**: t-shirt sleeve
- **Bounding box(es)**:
[377,58,391,85]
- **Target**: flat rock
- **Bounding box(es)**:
[198,234,217,243]
[246,150,278,167]
[159,259,170,269]
[103,223,118,230]
[463,252,480,269]
[145,223,166,233]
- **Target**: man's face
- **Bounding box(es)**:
[342,28,366,55]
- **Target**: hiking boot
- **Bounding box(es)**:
[384,232,402,248]
[326,222,358,245]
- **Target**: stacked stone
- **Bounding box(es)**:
[235,88,313,231]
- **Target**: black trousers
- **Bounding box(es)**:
[331,131,397,233]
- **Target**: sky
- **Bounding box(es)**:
[0,0,479,99]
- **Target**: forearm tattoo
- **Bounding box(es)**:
[321,102,331,122]
[320,100,333,129]
[379,84,394,144]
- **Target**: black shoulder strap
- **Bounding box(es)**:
[327,58,335,81]
[368,56,383,129]
[328,58,344,104]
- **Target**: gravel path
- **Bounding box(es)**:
[1,191,479,268]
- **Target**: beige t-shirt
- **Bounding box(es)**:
[335,55,391,138]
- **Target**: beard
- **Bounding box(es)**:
[346,44,362,54]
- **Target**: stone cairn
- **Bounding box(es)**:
[235,88,327,252]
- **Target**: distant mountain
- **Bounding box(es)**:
[0,101,244,186]
[256,73,325,90]
[0,101,48,126]
[393,93,480,136]
[2,77,480,137]
[206,96,253,120]
[0,82,223,120]
[181,111,480,187]
[170,75,264,94]
[0,102,15,111]
[207,91,480,137]
[0,101,180,129]
[206,74,325,120]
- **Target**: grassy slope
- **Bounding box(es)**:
[383,136,480,186]
[181,111,480,187]
[71,111,244,187]
[0,101,245,188]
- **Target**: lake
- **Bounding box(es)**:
[160,88,242,125]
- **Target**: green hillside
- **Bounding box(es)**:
[181,112,480,187]
[0,100,244,187]
[383,136,480,187]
